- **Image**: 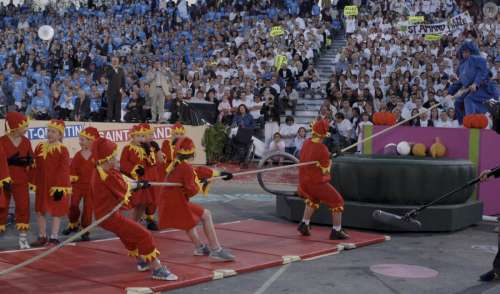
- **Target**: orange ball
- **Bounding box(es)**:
[430,137,446,158]
[412,143,427,157]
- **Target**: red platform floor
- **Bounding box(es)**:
[0,219,388,293]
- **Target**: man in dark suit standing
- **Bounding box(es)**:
[105,56,126,122]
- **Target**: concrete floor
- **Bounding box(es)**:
[1,182,499,294]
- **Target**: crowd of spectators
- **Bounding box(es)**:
[318,0,499,149]
[0,0,498,158]
[0,1,334,137]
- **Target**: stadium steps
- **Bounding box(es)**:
[280,36,346,125]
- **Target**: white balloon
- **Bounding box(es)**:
[397,141,411,156]
[38,25,55,41]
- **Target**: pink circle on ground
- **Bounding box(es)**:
[370,264,439,279]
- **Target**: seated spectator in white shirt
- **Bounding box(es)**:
[217,92,232,124]
[267,132,286,165]
[309,75,322,98]
[248,95,264,121]
[294,127,308,157]
[446,108,461,127]
[335,112,353,140]
[402,96,425,120]
[339,100,353,120]
[279,116,299,155]
[296,76,309,94]
[435,111,454,128]
[415,112,434,127]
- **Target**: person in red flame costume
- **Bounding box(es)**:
[0,112,33,249]
[90,137,178,281]
[297,119,350,240]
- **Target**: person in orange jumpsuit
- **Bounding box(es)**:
[141,123,162,231]
[0,112,33,249]
[90,136,177,281]
[161,121,185,170]
[158,137,235,261]
[31,119,72,247]
[62,127,100,241]
[120,124,157,222]
[297,119,349,240]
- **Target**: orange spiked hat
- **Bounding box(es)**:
[311,119,330,138]
[92,137,118,165]
[5,112,29,132]
[48,119,66,135]
[140,123,154,135]
[171,122,185,136]
[80,127,100,141]
[175,137,195,155]
[130,124,151,137]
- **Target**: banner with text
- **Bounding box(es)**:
[402,12,472,35]
[0,121,207,164]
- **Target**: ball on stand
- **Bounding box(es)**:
[397,141,411,156]
[383,143,398,155]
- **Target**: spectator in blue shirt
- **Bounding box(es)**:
[12,73,27,108]
[232,104,255,129]
[89,85,103,121]
[30,89,51,120]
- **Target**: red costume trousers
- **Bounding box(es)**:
[68,188,93,228]
[0,183,30,230]
[298,182,344,212]
[100,212,157,258]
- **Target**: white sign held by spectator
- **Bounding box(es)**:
[402,12,472,35]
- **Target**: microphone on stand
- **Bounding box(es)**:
[372,210,422,230]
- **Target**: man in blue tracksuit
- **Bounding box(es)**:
[448,41,499,124]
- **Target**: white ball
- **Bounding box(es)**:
[397,141,411,156]
[38,25,54,41]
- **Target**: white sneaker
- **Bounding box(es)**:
[152,266,178,281]
[19,238,31,249]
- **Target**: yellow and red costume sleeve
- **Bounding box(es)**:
[161,139,175,169]
[120,145,145,180]
[316,145,331,175]
[69,152,81,184]
[184,165,203,198]
[0,145,11,188]
[194,166,220,195]
[0,145,11,209]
